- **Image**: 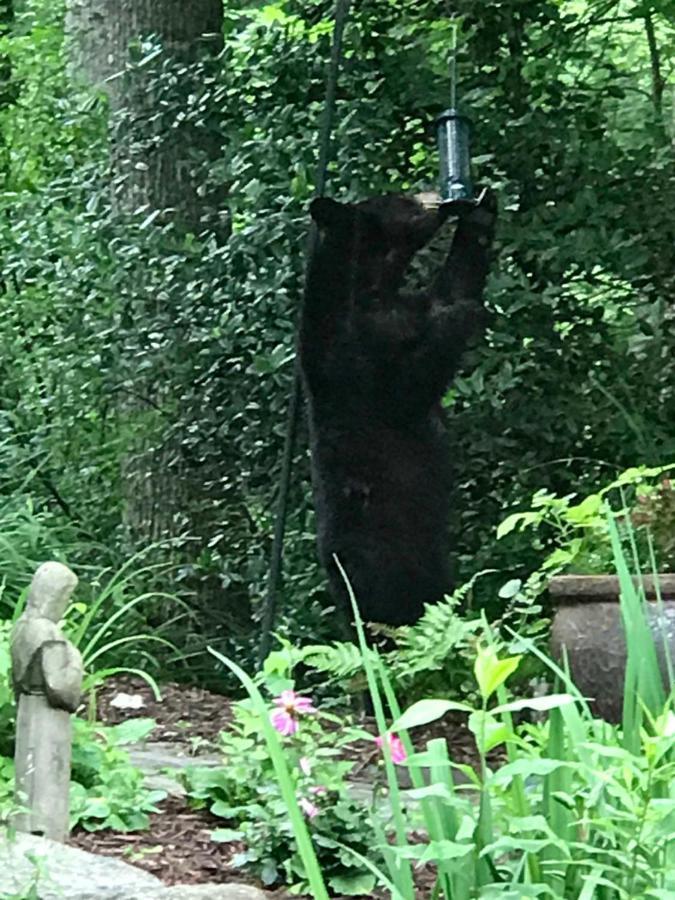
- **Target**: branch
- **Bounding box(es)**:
[643,7,664,119]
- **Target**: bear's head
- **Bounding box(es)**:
[310,193,450,297]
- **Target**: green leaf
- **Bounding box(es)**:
[564,493,603,524]
[105,717,156,745]
[406,783,455,803]
[392,698,471,732]
[468,710,512,754]
[211,828,244,843]
[496,511,540,540]
[474,647,521,702]
[328,872,377,895]
[492,694,576,715]
[490,758,570,786]
[498,578,522,599]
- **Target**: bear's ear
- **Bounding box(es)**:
[310,197,355,231]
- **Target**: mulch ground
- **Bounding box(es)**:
[70,676,488,896]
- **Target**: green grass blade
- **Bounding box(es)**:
[334,555,415,897]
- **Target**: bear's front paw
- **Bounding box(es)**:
[461,186,497,230]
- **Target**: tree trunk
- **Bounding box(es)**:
[66,0,223,230]
[65,0,224,547]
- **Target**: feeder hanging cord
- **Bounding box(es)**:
[258,0,352,667]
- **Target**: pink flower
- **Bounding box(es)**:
[375,733,407,764]
[299,797,320,819]
[309,785,328,796]
[270,690,317,736]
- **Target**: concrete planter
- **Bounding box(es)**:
[549,575,675,723]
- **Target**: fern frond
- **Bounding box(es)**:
[301,640,365,679]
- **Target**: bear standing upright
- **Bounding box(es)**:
[299,189,497,626]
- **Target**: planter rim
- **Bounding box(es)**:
[549,573,675,603]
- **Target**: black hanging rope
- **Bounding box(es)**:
[258,0,352,666]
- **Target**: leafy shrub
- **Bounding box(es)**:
[0,497,83,619]
[183,676,379,895]
[69,717,165,832]
[217,641,675,898]
[0,714,164,833]
[300,573,547,704]
[3,0,674,658]
[301,583,483,702]
[498,463,675,576]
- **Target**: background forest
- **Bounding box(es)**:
[0,0,673,678]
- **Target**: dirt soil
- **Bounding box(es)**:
[70,676,487,897]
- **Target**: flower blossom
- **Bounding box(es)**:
[270,689,317,736]
[375,733,407,764]
[299,797,321,819]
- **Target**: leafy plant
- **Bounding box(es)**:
[498,463,675,576]
[69,717,165,832]
[0,713,164,834]
[300,571,549,704]
[215,541,675,898]
[301,580,484,702]
[183,663,378,896]
[1,0,674,657]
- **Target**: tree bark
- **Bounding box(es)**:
[66,0,223,231]
[65,0,224,547]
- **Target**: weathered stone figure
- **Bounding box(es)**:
[11,561,82,842]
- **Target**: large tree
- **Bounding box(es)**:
[65,0,225,551]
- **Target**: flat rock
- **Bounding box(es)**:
[0,834,272,899]
[128,740,221,798]
[1,832,161,898]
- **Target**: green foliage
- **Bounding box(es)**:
[230,604,675,897]
[183,671,377,895]
[0,0,674,662]
[69,717,165,832]
[0,713,164,834]
[0,498,83,619]
[300,573,549,704]
[0,755,14,816]
[0,620,14,756]
[302,582,483,699]
[498,463,675,575]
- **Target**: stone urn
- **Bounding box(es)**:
[549,574,675,723]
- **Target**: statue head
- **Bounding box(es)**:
[25,562,79,623]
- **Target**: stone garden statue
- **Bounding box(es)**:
[10,561,83,842]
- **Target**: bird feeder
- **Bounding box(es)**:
[436,107,474,204]
[435,24,478,207]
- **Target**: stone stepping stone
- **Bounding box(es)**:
[1,832,271,899]
[127,740,221,797]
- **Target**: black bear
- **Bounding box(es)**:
[299,189,497,626]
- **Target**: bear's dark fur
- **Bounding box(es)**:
[299,190,497,626]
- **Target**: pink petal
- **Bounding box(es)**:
[390,736,407,764]
[274,689,297,708]
[293,696,317,715]
[299,797,320,819]
[270,709,298,735]
[375,733,407,764]
[309,785,327,796]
